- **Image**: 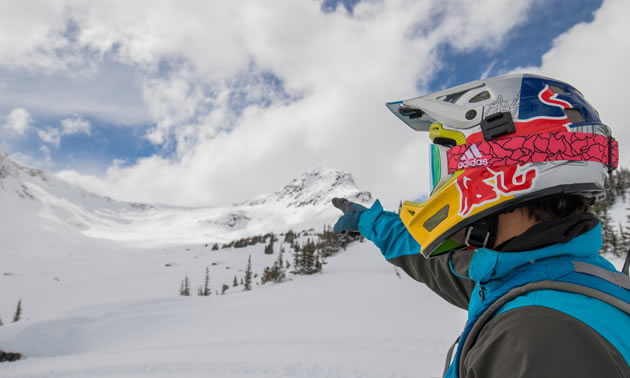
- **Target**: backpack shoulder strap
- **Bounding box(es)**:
[572,260,630,290]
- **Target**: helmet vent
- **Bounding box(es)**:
[548,85,566,94]
[469,91,491,103]
[565,108,586,123]
[438,90,469,104]
[423,205,450,232]
[398,105,424,119]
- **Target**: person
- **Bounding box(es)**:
[332,73,630,377]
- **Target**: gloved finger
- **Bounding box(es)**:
[332,198,355,213]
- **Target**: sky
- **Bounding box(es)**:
[1,0,628,209]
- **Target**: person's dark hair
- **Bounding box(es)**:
[519,194,591,222]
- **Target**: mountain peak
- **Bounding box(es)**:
[0,150,47,182]
[243,167,372,208]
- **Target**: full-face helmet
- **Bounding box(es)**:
[387,73,618,257]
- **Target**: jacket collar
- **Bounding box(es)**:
[468,223,602,284]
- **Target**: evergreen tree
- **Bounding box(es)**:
[284,230,296,244]
[13,299,22,323]
[233,275,238,287]
[261,248,286,284]
[301,238,314,273]
[243,255,253,291]
[293,238,324,275]
[0,313,3,326]
[293,240,302,272]
[202,267,211,296]
[212,243,219,251]
[599,210,615,255]
[180,276,191,296]
[222,284,229,295]
[619,222,629,256]
[317,225,339,257]
[623,210,630,254]
[264,234,275,254]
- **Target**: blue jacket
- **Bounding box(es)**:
[358,200,630,377]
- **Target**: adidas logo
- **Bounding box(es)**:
[458,144,488,169]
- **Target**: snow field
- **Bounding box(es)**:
[0,240,466,378]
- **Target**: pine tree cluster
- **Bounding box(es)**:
[176,226,363,295]
[221,233,276,249]
[179,275,191,296]
[261,248,287,284]
[289,226,361,275]
[592,167,630,256]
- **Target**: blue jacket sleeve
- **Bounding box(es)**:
[357,200,421,260]
[357,200,476,309]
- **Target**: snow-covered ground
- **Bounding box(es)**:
[0,240,466,378]
[1,152,465,377]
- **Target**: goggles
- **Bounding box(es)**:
[428,122,467,193]
[429,144,451,194]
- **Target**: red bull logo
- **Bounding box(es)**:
[456,165,538,217]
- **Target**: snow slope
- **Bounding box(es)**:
[1,152,467,377]
[1,150,372,248]
[0,241,466,378]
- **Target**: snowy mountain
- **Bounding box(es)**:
[241,168,372,208]
[0,152,467,378]
[0,152,373,248]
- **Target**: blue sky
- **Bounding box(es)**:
[428,0,603,90]
[0,0,626,207]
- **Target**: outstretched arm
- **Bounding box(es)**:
[334,199,475,309]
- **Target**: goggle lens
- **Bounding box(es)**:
[429,143,451,193]
[430,144,441,192]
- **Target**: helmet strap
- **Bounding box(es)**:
[465,216,498,249]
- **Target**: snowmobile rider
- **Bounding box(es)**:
[332,73,630,378]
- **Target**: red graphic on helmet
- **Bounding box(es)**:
[538,85,572,110]
[456,165,538,217]
[467,85,573,144]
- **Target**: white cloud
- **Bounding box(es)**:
[3,107,32,135]
[37,128,61,147]
[508,0,630,167]
[61,115,91,135]
[4,0,543,207]
[36,115,90,147]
